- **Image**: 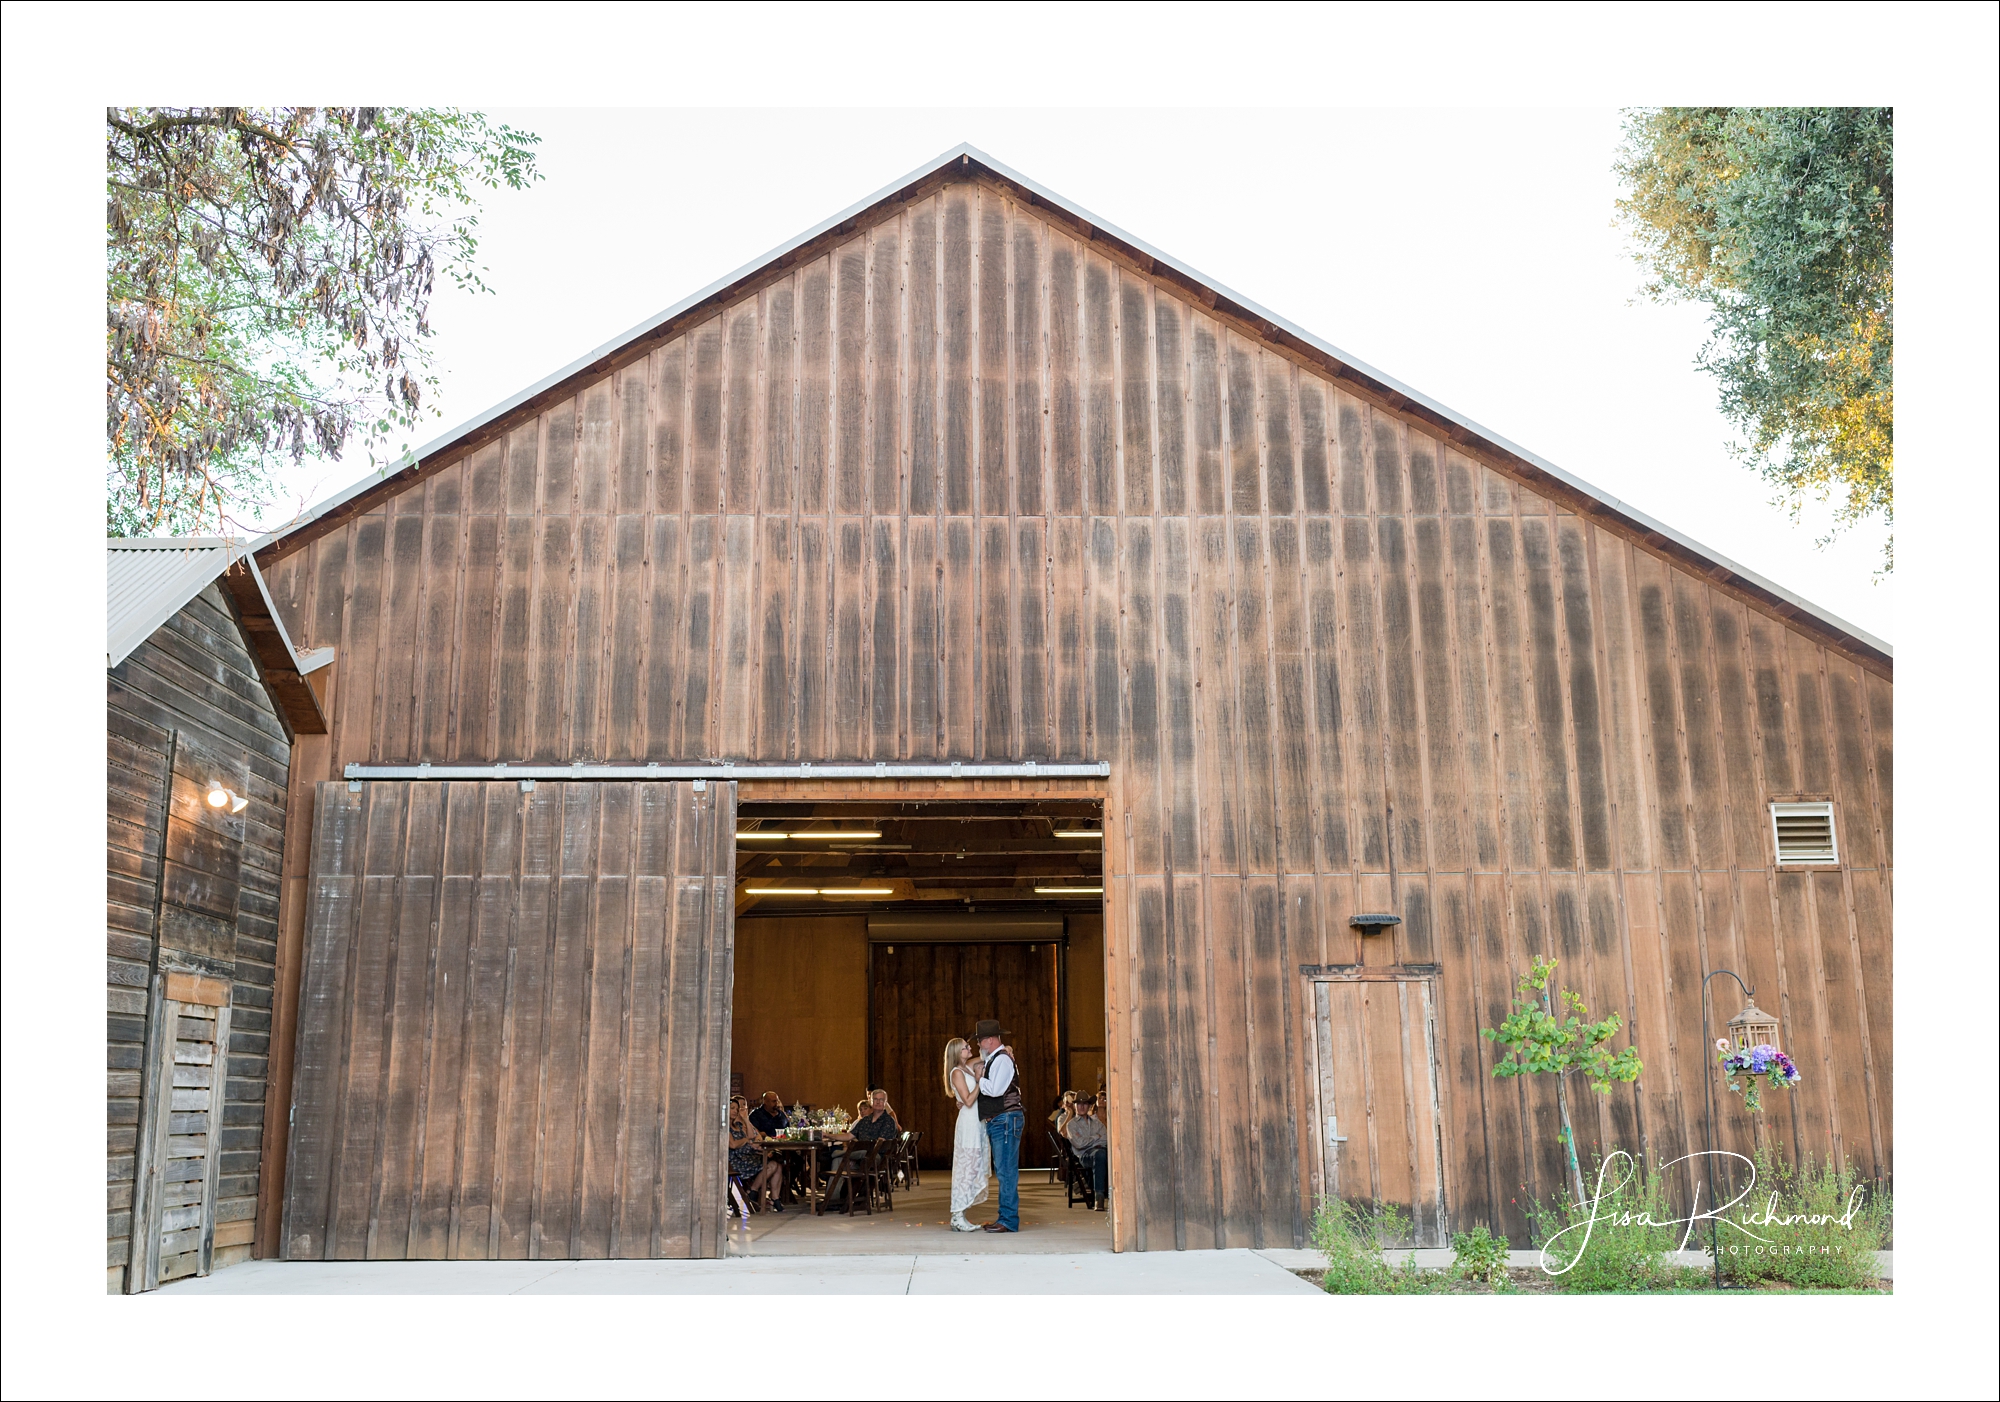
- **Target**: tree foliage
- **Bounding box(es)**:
[1615,107,1893,568]
[107,107,540,535]
[1482,957,1643,1206]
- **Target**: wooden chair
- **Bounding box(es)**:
[824,1140,881,1217]
[1048,1131,1094,1209]
[901,1130,923,1188]
[866,1137,897,1212]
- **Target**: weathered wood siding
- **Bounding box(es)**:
[263,174,1892,1249]
[108,584,290,1290]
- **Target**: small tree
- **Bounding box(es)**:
[1481,957,1643,1208]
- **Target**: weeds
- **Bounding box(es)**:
[1526,1154,1704,1293]
[1716,1147,1889,1290]
[1310,1199,1452,1295]
[1450,1225,1511,1286]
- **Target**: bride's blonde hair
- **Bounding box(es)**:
[942,1037,969,1098]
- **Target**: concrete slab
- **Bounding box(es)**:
[909,1249,1323,1295]
[728,1178,1111,1256]
[151,1248,1316,1296]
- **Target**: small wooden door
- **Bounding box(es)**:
[1310,978,1449,1247]
[281,779,735,1261]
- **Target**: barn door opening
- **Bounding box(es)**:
[281,778,735,1261]
[1309,975,1449,1248]
[727,797,1110,1252]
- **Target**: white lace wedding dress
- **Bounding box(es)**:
[949,1067,990,1217]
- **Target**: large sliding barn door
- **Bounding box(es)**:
[281,780,735,1260]
[1310,977,1449,1248]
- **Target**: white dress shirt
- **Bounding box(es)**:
[976,1048,1016,1097]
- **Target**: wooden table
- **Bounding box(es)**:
[759,1134,853,1214]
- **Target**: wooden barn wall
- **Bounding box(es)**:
[262,175,1892,1250]
[108,584,291,1290]
[731,915,869,1114]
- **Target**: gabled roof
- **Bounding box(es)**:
[249,143,1889,674]
[108,537,329,736]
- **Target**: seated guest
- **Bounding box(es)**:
[827,1086,902,1205]
[728,1096,785,1212]
[1050,1089,1077,1132]
[854,1086,903,1137]
[1064,1094,1109,1211]
[749,1090,788,1137]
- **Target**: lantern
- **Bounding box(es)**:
[1726,1000,1780,1053]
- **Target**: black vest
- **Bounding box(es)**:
[977,1052,1025,1121]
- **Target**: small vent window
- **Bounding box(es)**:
[1771,802,1838,865]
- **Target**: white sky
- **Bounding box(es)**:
[255,107,1895,640]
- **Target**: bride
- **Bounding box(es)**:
[944,1036,989,1231]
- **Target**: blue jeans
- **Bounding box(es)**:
[1077,1144,1108,1205]
[985,1110,1025,1230]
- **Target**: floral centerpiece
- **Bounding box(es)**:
[1716,1038,1800,1111]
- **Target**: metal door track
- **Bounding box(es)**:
[343,759,1110,791]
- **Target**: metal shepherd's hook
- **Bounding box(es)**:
[1699,967,1753,1292]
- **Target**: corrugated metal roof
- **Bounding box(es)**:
[107,536,253,668]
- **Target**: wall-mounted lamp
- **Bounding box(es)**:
[1348,913,1401,934]
[206,781,249,815]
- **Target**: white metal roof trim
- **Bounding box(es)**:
[252,143,1889,661]
[107,540,239,668]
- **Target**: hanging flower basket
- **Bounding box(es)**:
[1716,1039,1801,1111]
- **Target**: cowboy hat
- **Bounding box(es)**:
[972,1019,1012,1041]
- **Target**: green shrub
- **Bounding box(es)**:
[1716,1147,1889,1290]
[1310,1198,1452,1295]
[1527,1152,1700,1293]
[1451,1225,1511,1285]
[1311,1197,1393,1294]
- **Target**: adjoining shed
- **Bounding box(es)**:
[224,143,1889,1261]
[106,539,329,1292]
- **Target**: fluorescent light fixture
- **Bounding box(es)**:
[746,887,819,896]
[820,888,895,896]
[735,832,789,839]
[1035,886,1104,895]
[1053,830,1102,839]
[789,830,881,839]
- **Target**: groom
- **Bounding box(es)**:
[972,1018,1025,1232]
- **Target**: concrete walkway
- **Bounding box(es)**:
[150,1248,1322,1296]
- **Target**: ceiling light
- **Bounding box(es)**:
[1035,886,1104,895]
[821,888,895,896]
[1053,830,1102,839]
[735,832,789,840]
[789,830,881,839]
[746,887,819,896]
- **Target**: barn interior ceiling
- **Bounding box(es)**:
[734,800,1104,915]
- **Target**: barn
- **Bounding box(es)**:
[150,143,1890,1271]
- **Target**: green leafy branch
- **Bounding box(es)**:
[1482,957,1642,1206]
